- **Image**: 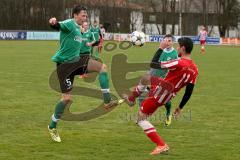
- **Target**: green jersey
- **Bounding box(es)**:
[52,19,82,63]
[80,30,95,54]
[153,47,178,78]
[90,26,100,41]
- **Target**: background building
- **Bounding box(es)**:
[0,0,239,37]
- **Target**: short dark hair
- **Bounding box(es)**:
[164,34,174,39]
[72,5,87,17]
[163,34,174,42]
[178,37,193,54]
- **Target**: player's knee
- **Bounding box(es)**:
[100,63,107,72]
[137,119,154,131]
[61,94,72,103]
[137,120,145,126]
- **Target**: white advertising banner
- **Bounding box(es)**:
[27,31,59,40]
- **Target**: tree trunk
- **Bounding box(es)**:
[162,0,168,35]
[171,0,176,35]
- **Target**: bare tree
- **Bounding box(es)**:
[148,0,161,34]
[130,11,140,32]
[202,0,207,26]
[216,0,240,37]
[161,0,168,34]
[170,0,177,35]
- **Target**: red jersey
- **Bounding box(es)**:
[161,58,198,94]
[141,58,198,114]
[199,30,207,41]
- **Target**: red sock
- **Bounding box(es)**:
[145,128,165,146]
[128,95,136,102]
[132,86,143,97]
[128,86,143,102]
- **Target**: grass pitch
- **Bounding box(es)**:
[0,40,240,160]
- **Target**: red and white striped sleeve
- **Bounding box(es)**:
[161,58,180,69]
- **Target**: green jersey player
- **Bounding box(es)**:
[79,21,96,78]
[138,34,178,126]
[48,5,118,143]
[90,20,102,58]
[51,19,82,63]
[80,21,96,55]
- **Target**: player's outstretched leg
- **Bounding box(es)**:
[137,98,169,155]
[122,74,151,106]
[87,59,118,106]
[48,94,71,142]
[164,101,172,126]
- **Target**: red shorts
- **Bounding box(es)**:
[140,97,161,115]
[140,76,174,115]
[200,40,206,45]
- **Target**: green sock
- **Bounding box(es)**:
[138,96,145,108]
[49,101,66,129]
[99,72,111,103]
[165,101,172,117]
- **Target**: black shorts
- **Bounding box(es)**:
[92,41,100,46]
[56,55,89,93]
[80,52,90,56]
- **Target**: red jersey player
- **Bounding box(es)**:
[98,24,105,53]
[198,26,207,53]
[122,37,199,155]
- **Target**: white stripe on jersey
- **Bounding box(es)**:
[161,60,178,68]
[175,73,186,88]
[163,93,173,104]
[158,90,168,104]
[154,86,162,99]
[184,74,191,82]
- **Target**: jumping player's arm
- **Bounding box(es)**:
[49,17,73,32]
[49,17,60,30]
